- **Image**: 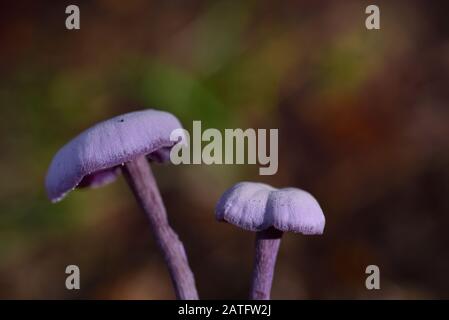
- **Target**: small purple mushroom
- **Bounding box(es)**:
[45,109,198,300]
[215,182,325,300]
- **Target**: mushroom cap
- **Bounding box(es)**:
[215,182,325,234]
[45,109,183,202]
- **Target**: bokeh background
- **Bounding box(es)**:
[1,0,448,299]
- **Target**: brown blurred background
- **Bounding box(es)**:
[0,0,448,299]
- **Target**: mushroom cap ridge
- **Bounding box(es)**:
[45,109,183,202]
[215,182,325,234]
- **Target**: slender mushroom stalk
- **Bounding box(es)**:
[250,228,283,300]
[45,109,198,299]
[122,155,197,299]
[215,182,325,300]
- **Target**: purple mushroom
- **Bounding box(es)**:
[215,182,325,300]
[45,109,198,300]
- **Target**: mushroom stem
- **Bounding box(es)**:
[122,155,198,300]
[250,227,283,300]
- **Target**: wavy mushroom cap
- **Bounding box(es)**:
[215,182,325,234]
[45,109,183,202]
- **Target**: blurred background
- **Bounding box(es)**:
[0,0,448,299]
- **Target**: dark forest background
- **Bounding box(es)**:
[0,0,448,299]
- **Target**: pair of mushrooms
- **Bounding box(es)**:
[45,109,325,300]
